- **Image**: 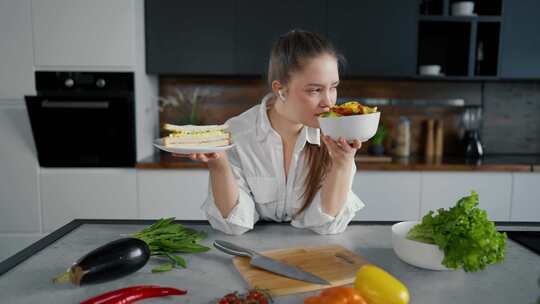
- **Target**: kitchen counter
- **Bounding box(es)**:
[136,153,539,171]
[1,220,539,304]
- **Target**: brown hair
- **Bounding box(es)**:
[267,29,345,216]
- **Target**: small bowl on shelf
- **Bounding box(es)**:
[451,1,475,16]
[419,64,443,76]
[391,221,452,271]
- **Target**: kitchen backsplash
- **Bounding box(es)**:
[158,77,540,155]
[483,82,540,154]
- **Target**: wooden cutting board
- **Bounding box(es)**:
[232,244,369,296]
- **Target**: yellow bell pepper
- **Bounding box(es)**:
[354,264,410,304]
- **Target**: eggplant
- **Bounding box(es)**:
[53,237,150,285]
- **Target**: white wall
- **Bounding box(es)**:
[31,0,134,69]
[0,0,159,259]
[0,0,35,100]
[0,102,41,232]
[133,0,159,161]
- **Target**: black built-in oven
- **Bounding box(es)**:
[25,71,136,167]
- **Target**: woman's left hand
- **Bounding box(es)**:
[322,135,362,168]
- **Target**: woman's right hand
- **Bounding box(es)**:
[172,151,225,164]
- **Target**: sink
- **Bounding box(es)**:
[503,231,540,255]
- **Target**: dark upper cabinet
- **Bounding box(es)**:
[145,0,235,75]
[327,0,417,77]
[235,0,327,76]
[500,0,540,78]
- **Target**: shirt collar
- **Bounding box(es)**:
[256,93,320,146]
[255,93,273,142]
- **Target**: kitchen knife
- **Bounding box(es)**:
[213,240,331,285]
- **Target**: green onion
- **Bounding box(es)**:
[132,217,210,273]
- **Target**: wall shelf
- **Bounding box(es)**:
[417,0,503,79]
[419,15,502,22]
[420,0,503,17]
[413,75,500,81]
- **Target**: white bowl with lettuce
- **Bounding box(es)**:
[392,191,507,272]
[392,221,450,271]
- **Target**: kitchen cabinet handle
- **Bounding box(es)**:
[41,100,109,109]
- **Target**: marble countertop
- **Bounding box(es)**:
[0,220,539,304]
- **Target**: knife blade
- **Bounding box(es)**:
[214,240,331,285]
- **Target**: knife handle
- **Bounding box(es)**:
[213,240,257,258]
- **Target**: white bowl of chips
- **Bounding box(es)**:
[318,101,380,142]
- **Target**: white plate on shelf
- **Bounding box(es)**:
[153,138,235,154]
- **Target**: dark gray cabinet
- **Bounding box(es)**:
[146,0,418,77]
[235,0,326,76]
[500,0,540,78]
[327,0,417,77]
[145,0,235,75]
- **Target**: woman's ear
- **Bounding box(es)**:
[271,80,286,101]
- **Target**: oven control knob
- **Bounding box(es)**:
[64,78,75,88]
[96,78,106,88]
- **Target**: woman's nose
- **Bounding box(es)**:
[320,91,333,107]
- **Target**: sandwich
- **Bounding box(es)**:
[162,123,231,148]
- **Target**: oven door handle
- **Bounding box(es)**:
[41,100,110,109]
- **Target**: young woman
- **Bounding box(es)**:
[179,29,364,235]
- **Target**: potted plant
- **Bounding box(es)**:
[368,124,387,156]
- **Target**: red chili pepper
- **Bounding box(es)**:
[81,285,160,304]
[101,287,187,304]
[81,286,186,304]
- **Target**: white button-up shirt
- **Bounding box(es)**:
[201,94,364,235]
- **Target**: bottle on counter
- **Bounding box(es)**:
[435,119,444,157]
[394,116,410,157]
[425,119,435,159]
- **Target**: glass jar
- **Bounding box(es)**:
[394,116,410,157]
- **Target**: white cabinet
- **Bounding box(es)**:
[353,172,421,221]
[421,172,512,221]
[0,103,40,232]
[137,170,209,220]
[40,169,137,232]
[511,173,540,221]
[0,0,34,100]
[31,0,134,69]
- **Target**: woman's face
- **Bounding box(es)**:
[283,54,339,128]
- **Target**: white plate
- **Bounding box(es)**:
[153,138,235,154]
